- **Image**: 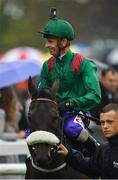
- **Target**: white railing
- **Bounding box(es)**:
[0,139,29,156]
[0,164,26,175]
[0,139,29,175]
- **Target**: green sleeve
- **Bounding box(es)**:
[38,61,49,89]
[70,59,101,112]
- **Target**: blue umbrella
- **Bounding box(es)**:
[0,60,42,88]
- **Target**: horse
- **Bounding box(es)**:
[25,77,94,179]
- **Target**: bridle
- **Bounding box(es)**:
[28,97,66,172]
[31,97,58,105]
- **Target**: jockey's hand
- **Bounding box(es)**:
[58,101,74,116]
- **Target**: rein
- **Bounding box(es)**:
[59,116,64,144]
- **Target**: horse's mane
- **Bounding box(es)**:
[38,87,52,100]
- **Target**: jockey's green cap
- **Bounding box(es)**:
[39,17,75,41]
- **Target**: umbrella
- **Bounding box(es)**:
[105,47,118,65]
[0,46,44,63]
[0,60,42,88]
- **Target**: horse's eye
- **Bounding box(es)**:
[28,104,37,117]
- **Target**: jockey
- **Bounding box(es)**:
[38,8,101,144]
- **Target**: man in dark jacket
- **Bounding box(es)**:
[57,103,118,179]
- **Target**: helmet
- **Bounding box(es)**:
[39,17,75,41]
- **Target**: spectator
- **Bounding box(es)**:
[89,68,118,143]
[0,91,5,137]
[0,86,25,141]
[57,103,118,179]
[91,68,118,119]
[0,87,27,164]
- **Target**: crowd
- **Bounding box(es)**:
[0,86,28,163]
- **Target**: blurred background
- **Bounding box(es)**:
[0,0,118,71]
[0,0,118,178]
[0,0,118,52]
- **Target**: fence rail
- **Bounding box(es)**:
[0,139,29,156]
[0,139,29,175]
[0,163,26,175]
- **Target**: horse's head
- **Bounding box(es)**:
[27,76,60,133]
[26,77,65,170]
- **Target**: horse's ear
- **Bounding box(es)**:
[51,78,59,100]
[28,76,38,99]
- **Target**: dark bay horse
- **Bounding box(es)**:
[25,77,90,179]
